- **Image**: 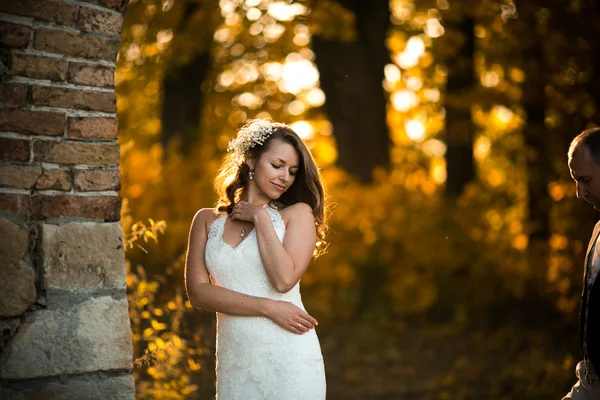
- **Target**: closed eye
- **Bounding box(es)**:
[271,163,297,176]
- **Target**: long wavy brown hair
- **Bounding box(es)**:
[215,120,328,256]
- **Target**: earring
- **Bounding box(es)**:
[249,169,255,180]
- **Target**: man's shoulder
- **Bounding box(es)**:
[593,220,600,237]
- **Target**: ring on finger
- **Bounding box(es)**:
[297,323,302,329]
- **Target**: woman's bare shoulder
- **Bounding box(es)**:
[278,202,313,223]
[192,208,221,234]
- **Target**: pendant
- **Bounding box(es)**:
[240,229,246,238]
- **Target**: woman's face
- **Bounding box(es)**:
[249,139,300,201]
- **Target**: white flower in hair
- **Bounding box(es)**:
[227,119,275,159]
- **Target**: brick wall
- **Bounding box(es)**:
[0,0,133,398]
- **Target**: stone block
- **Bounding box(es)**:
[67,63,114,88]
[0,0,76,26]
[0,83,27,106]
[0,22,31,49]
[0,138,29,162]
[0,218,29,262]
[1,374,135,400]
[0,108,65,136]
[74,169,120,191]
[77,7,124,36]
[0,194,31,217]
[68,117,118,139]
[35,168,71,191]
[0,296,133,379]
[0,219,36,317]
[0,166,42,189]
[34,29,120,61]
[32,194,121,221]
[33,140,119,165]
[11,53,68,81]
[0,260,36,317]
[41,222,126,291]
[31,86,116,113]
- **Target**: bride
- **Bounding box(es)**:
[185,119,328,399]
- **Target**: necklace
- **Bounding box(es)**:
[235,202,272,239]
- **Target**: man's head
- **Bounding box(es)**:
[569,127,600,210]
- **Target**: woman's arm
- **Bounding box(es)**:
[231,202,316,293]
[184,208,317,332]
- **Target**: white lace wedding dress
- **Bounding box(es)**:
[205,206,326,399]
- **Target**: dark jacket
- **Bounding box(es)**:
[580,220,600,372]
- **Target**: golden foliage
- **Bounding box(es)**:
[124,209,203,399]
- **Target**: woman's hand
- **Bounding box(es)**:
[230,201,267,223]
[263,299,318,335]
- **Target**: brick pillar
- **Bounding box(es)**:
[0,0,134,398]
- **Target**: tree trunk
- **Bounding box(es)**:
[522,33,551,243]
[161,2,214,153]
[311,0,391,182]
[443,15,476,197]
[161,51,211,152]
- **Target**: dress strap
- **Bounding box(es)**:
[265,206,286,238]
[207,214,226,239]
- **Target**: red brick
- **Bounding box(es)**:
[36,168,71,191]
[0,83,27,106]
[0,108,65,136]
[11,53,68,81]
[0,0,76,26]
[74,169,120,191]
[33,141,119,165]
[34,29,120,61]
[68,118,118,139]
[0,193,31,217]
[77,7,124,36]
[0,138,30,162]
[80,0,128,13]
[32,194,121,221]
[67,63,114,88]
[0,165,42,189]
[0,22,32,49]
[31,86,116,113]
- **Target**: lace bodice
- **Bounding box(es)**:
[205,206,301,302]
[204,206,326,400]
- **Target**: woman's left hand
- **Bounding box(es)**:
[230,201,267,223]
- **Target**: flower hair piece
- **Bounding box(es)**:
[227,119,275,160]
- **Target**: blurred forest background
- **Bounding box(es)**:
[116,0,600,398]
